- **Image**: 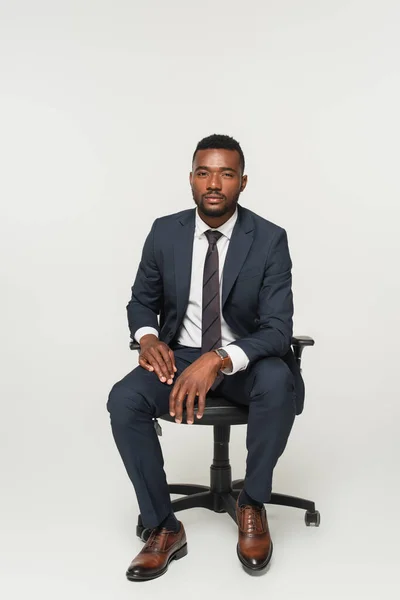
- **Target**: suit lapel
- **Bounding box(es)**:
[173,205,255,324]
[173,209,196,327]
[222,205,255,307]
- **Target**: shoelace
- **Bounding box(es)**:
[242,506,263,533]
[246,511,257,533]
[145,528,171,552]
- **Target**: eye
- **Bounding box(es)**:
[197,171,207,177]
[223,173,234,177]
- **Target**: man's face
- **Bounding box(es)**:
[190,148,247,219]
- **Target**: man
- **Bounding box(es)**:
[107,134,304,580]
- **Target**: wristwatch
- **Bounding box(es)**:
[213,348,232,373]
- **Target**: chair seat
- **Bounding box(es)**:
[159,395,249,426]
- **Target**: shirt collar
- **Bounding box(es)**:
[195,206,238,240]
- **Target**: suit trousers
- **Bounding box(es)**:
[107,344,296,529]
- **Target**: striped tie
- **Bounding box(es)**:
[201,230,225,389]
[202,230,223,354]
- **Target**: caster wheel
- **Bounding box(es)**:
[136,515,152,541]
[136,524,151,541]
[305,510,320,527]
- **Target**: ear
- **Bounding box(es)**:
[240,174,248,192]
[189,171,193,186]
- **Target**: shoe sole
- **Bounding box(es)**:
[236,541,273,573]
[126,543,188,581]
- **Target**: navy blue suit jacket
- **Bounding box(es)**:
[127,204,305,415]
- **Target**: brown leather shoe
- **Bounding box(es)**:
[126,521,187,581]
[236,499,273,571]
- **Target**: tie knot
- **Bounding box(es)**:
[205,230,223,247]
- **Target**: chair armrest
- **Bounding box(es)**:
[291,335,315,366]
[291,335,315,347]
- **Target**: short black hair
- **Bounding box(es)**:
[192,134,245,173]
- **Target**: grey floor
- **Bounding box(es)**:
[1,414,399,600]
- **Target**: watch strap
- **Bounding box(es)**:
[213,348,231,372]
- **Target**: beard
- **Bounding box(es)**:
[192,190,241,217]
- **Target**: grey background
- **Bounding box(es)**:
[1,1,399,598]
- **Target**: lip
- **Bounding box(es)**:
[204,196,224,202]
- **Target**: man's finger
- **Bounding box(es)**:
[169,384,178,417]
[152,346,171,381]
[174,386,188,424]
[138,356,154,372]
[169,349,178,373]
[158,346,175,382]
[147,348,168,382]
[185,388,197,425]
[196,391,206,419]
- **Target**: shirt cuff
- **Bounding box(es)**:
[219,344,250,375]
[134,327,159,344]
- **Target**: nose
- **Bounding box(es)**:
[207,172,222,190]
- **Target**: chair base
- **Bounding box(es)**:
[137,480,320,541]
[136,424,321,540]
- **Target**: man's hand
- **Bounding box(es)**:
[169,352,222,425]
[139,334,177,384]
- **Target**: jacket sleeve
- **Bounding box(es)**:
[126,219,163,337]
[231,228,294,363]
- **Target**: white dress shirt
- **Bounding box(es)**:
[134,207,250,375]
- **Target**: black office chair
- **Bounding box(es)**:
[130,336,320,541]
